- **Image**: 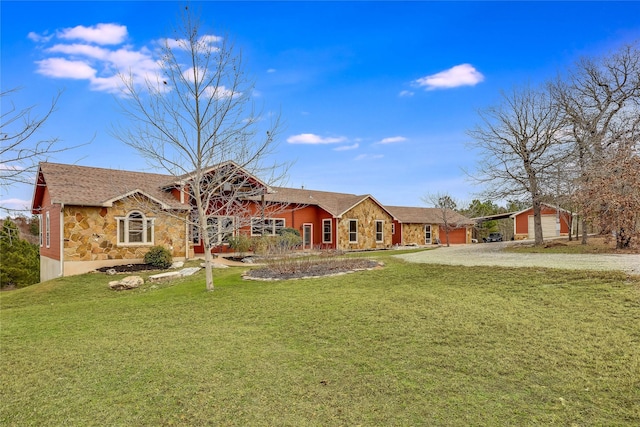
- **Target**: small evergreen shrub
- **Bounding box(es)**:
[228,234,252,254]
[144,246,173,269]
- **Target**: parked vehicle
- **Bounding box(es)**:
[484,232,503,242]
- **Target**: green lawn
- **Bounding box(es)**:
[1,253,639,426]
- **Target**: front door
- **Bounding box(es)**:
[303,224,312,249]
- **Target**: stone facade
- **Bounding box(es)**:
[63,197,187,262]
[400,223,440,246]
[338,198,393,250]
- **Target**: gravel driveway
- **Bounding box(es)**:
[395,242,640,275]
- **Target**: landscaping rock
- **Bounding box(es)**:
[179,267,201,276]
[105,268,117,275]
[200,262,229,269]
[109,276,144,290]
[171,261,184,269]
[148,271,181,283]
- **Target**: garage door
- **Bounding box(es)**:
[441,227,467,244]
[528,215,558,239]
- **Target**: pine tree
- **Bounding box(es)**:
[0,218,40,288]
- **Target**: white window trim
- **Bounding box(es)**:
[348,219,358,243]
[39,213,43,247]
[191,210,201,245]
[322,219,332,243]
[391,223,396,235]
[425,224,432,244]
[45,211,50,248]
[375,220,384,243]
[116,211,155,246]
[251,217,285,236]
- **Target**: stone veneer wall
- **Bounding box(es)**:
[63,198,187,263]
[337,198,393,250]
[401,223,440,246]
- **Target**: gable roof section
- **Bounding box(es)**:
[509,203,574,218]
[165,160,274,194]
[263,187,396,219]
[386,205,475,226]
[31,162,188,212]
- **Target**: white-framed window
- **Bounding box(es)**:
[251,218,285,236]
[322,219,332,243]
[39,214,43,247]
[375,220,384,242]
[348,219,358,243]
[190,210,201,245]
[117,211,154,245]
[425,224,432,244]
[45,211,50,248]
[207,216,235,246]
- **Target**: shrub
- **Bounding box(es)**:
[144,246,173,269]
[277,228,302,251]
[228,234,252,254]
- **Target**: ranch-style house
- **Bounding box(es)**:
[32,162,474,282]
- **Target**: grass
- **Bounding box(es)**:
[1,251,639,426]
[508,235,640,254]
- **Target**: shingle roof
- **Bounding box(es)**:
[32,162,188,211]
[262,187,373,217]
[31,162,474,226]
[386,205,475,225]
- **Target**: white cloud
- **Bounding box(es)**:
[28,31,52,43]
[36,58,96,79]
[0,198,32,212]
[334,143,359,151]
[378,136,407,144]
[287,133,347,144]
[57,23,128,45]
[0,163,24,171]
[267,68,277,73]
[399,90,414,97]
[355,154,384,161]
[414,64,484,90]
[163,34,221,51]
[47,43,110,59]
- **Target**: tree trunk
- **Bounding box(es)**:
[581,217,588,245]
[203,245,214,291]
[531,198,544,246]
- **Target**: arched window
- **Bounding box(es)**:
[117,211,154,245]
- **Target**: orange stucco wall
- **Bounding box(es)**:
[197,202,337,253]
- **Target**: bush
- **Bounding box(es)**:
[144,246,173,269]
[228,234,252,254]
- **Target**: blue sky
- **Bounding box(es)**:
[2,1,639,214]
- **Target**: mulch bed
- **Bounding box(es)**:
[96,264,165,273]
[245,259,381,281]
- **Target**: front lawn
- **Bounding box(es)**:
[508,235,640,254]
[1,254,639,426]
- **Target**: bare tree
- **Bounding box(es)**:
[467,85,569,246]
[577,140,640,249]
[113,6,287,291]
[422,192,459,247]
[550,42,640,244]
[0,88,68,214]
